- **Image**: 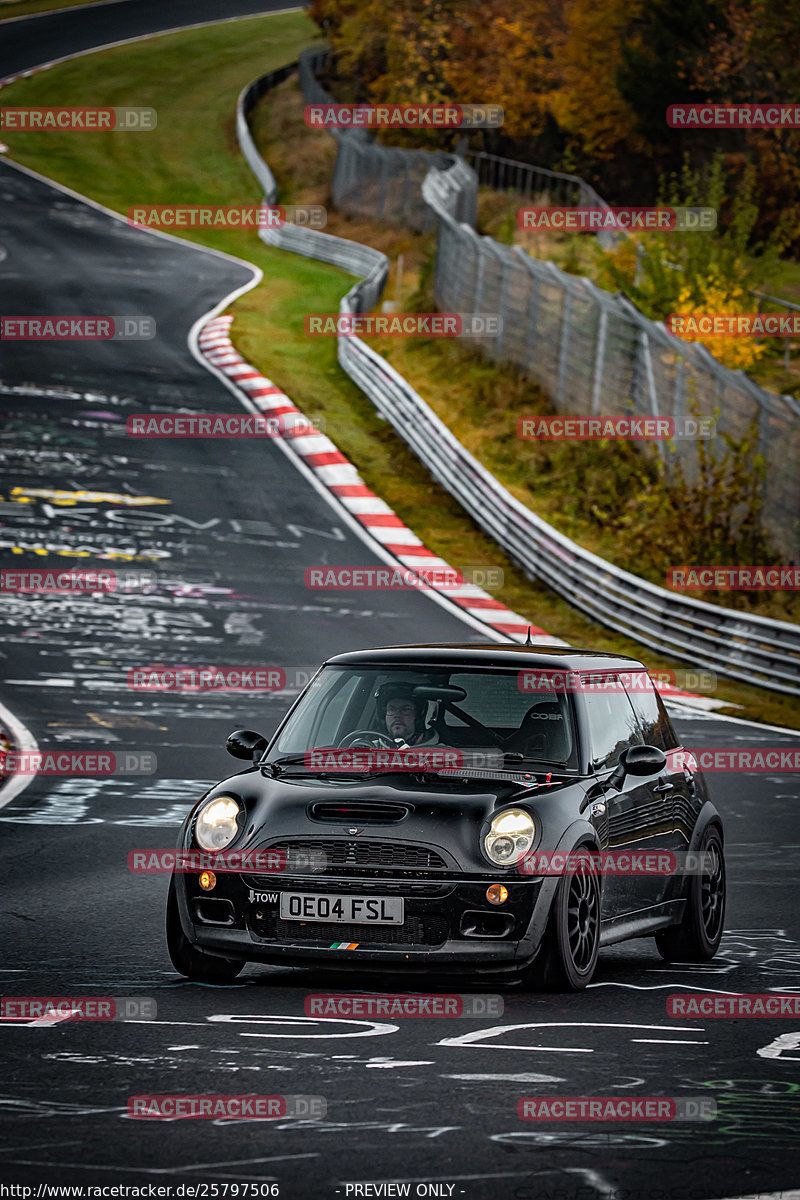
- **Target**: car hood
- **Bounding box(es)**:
[189,767,583,874]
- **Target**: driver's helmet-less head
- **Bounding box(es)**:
[374,681,427,740]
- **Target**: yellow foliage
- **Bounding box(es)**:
[547,0,647,159]
[673,268,769,371]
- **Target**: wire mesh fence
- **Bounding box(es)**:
[299,49,800,560]
[236,59,800,692]
[298,48,477,231]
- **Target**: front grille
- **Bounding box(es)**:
[270,839,448,871]
[249,910,448,947]
[244,875,452,897]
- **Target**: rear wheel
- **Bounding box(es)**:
[520,849,601,991]
[166,876,245,983]
[656,827,726,962]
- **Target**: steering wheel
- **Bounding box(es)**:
[337,729,397,749]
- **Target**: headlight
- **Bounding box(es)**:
[484,807,535,866]
[195,795,241,851]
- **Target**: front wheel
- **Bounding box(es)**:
[166,876,245,983]
[520,849,601,991]
[656,827,726,962]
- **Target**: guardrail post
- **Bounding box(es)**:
[556,288,574,408]
[592,302,608,415]
[634,328,664,460]
[496,256,511,355]
[672,356,686,428]
[758,396,771,461]
[474,238,486,315]
[518,252,540,367]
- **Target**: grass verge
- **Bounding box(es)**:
[0,0,110,22]
[1,15,798,730]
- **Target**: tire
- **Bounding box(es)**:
[656,827,726,962]
[165,876,245,983]
[520,848,601,991]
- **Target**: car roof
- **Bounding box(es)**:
[325,642,647,673]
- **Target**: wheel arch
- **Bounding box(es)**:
[514,818,601,963]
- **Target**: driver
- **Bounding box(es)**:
[376,682,440,747]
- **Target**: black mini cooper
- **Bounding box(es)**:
[166,643,725,990]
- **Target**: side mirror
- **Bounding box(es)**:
[623,744,667,776]
[609,743,667,788]
[226,729,269,761]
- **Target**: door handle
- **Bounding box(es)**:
[652,781,674,794]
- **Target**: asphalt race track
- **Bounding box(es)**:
[0,0,302,82]
[1,5,800,1198]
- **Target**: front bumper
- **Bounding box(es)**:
[175,869,546,973]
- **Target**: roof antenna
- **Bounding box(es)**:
[525,626,532,646]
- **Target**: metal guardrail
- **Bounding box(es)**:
[236,63,800,697]
[297,50,800,563]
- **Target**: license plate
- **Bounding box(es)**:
[279,892,404,925]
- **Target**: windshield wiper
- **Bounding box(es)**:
[262,753,327,777]
[503,754,567,768]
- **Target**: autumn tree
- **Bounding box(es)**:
[692,0,800,249]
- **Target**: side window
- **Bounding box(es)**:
[627,679,680,751]
[583,684,644,771]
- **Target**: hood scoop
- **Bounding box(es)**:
[308,801,410,825]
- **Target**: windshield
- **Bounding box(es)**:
[271,664,578,770]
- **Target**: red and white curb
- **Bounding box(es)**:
[198,316,733,709]
[198,314,562,645]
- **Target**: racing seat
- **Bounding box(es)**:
[504,702,570,761]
